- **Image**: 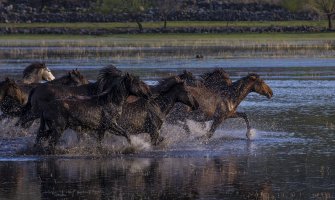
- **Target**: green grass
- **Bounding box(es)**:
[0,20,328,29]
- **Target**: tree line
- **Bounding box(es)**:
[96,0,335,31]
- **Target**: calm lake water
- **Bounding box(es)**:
[0,56,335,199]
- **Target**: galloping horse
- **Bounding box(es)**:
[185,73,273,139]
[118,76,199,145]
[22,63,55,84]
[36,73,151,150]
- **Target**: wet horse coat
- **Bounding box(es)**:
[36,73,151,150]
[119,77,199,145]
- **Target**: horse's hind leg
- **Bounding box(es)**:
[207,116,225,139]
[49,127,63,153]
[145,119,164,145]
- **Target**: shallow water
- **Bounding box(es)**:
[0,56,335,199]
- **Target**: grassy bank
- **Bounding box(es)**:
[0,21,328,29]
[0,32,334,47]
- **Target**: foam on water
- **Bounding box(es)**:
[0,117,38,138]
[0,115,305,157]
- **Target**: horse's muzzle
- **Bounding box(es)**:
[266,91,273,99]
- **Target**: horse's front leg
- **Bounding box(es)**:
[229,112,252,140]
[35,114,46,147]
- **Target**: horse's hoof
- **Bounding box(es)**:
[246,129,256,140]
[195,135,210,142]
[153,137,164,146]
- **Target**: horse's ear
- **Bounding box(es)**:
[5,77,10,82]
[68,72,72,77]
[249,74,258,81]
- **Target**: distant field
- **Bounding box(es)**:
[0,20,328,29]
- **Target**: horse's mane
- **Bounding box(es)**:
[22,63,46,78]
[200,68,232,94]
[97,74,137,105]
[201,68,231,85]
[231,73,260,94]
[154,76,181,95]
[97,65,123,93]
[178,70,202,87]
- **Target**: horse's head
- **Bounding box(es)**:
[0,78,26,104]
[23,62,55,84]
[41,64,55,81]
[172,81,199,111]
[248,74,273,99]
[124,73,151,100]
[65,69,89,86]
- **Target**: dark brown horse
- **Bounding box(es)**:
[0,78,28,119]
[18,65,121,127]
[118,76,199,145]
[47,69,89,86]
[22,62,55,84]
[182,73,273,139]
[36,73,151,150]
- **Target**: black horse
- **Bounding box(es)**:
[0,69,89,119]
[36,73,151,151]
[47,69,89,86]
[118,76,199,145]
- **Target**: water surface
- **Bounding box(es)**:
[0,56,334,199]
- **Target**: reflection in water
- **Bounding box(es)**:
[0,154,334,199]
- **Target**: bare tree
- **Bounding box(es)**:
[99,0,151,32]
[155,0,182,29]
[309,0,335,30]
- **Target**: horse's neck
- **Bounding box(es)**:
[155,91,176,117]
[23,76,38,84]
[229,79,254,108]
[23,70,42,84]
[75,83,97,95]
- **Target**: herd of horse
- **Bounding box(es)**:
[0,62,273,153]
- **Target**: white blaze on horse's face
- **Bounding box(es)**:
[43,67,55,81]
